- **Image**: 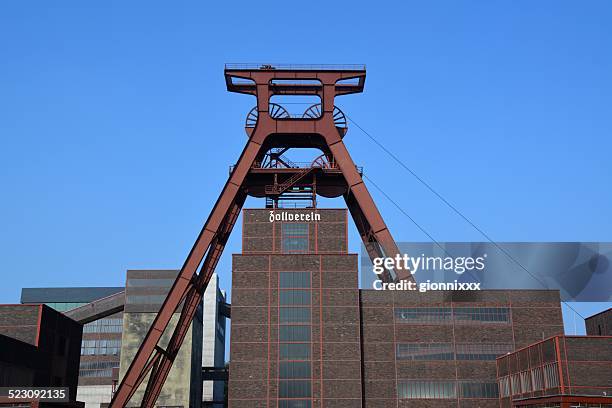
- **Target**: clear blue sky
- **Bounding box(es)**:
[1,1,611,334]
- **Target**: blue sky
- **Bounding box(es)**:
[1,1,611,334]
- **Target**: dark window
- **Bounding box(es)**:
[83,318,123,333]
[459,382,499,398]
[127,278,176,287]
[453,307,509,323]
[126,294,169,305]
[455,343,514,360]
[79,361,120,378]
[280,307,311,323]
[279,380,311,398]
[81,339,122,356]
[280,290,311,305]
[395,307,510,324]
[279,344,310,360]
[396,343,454,360]
[398,381,456,399]
[282,223,309,252]
[395,307,452,323]
[280,326,311,342]
[279,362,311,379]
[279,400,311,408]
[280,272,311,288]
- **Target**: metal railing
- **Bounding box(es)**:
[225,63,366,71]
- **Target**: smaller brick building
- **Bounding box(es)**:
[585,307,612,336]
[496,335,612,407]
[0,304,83,406]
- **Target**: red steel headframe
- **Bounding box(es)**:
[109,64,409,408]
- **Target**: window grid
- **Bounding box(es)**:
[281,223,309,253]
[397,343,513,361]
[80,339,121,356]
[83,318,123,333]
[459,382,499,398]
[395,307,510,324]
[398,380,456,399]
[278,270,312,403]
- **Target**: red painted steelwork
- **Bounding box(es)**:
[109,64,408,408]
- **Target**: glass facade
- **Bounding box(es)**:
[79,361,120,378]
[278,270,312,407]
[81,339,121,355]
[83,317,123,333]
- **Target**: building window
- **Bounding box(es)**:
[79,361,119,378]
[396,343,454,360]
[279,380,311,398]
[543,363,559,388]
[510,373,521,395]
[83,318,123,334]
[126,294,169,305]
[455,343,514,360]
[279,362,311,379]
[279,401,311,408]
[280,290,311,305]
[520,371,532,393]
[279,326,311,342]
[394,307,510,324]
[498,376,511,398]
[395,307,452,323]
[398,380,456,399]
[280,272,310,288]
[531,367,544,391]
[81,339,121,356]
[459,382,499,398]
[280,307,311,323]
[282,223,309,252]
[279,344,310,360]
[453,307,510,323]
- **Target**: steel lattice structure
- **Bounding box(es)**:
[109,64,410,408]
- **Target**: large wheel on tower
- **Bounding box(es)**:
[302,104,348,136]
[245,103,290,137]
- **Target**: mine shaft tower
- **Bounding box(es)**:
[109,64,406,408]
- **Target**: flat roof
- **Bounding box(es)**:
[585,307,612,320]
[225,63,366,71]
[21,287,124,303]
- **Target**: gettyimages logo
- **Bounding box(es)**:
[372,253,487,276]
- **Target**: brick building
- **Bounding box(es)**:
[0,304,83,405]
[585,307,612,336]
[497,335,612,407]
[21,287,124,408]
[227,208,565,408]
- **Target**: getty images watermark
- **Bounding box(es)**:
[371,253,486,292]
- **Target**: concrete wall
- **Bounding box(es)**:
[118,313,195,408]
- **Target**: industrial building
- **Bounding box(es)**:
[0,304,83,407]
[21,287,125,407]
[586,307,612,336]
[18,273,227,408]
[119,270,227,408]
[228,208,566,408]
[497,335,612,407]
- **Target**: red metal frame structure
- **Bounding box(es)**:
[109,63,408,408]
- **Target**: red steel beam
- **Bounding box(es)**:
[109,66,407,408]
